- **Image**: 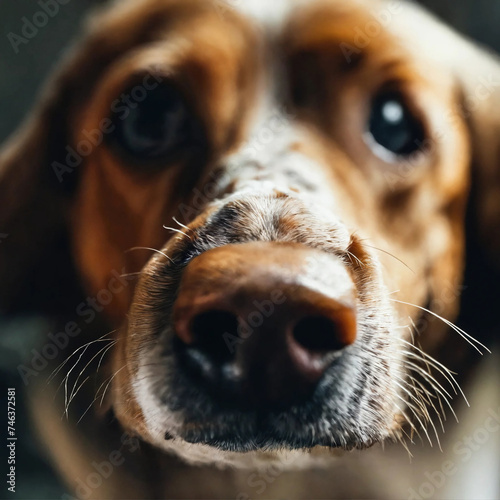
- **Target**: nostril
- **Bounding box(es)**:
[189,310,239,363]
[292,315,346,353]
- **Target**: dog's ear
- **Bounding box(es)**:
[452,39,500,333]
[0,0,243,313]
[396,3,500,261]
[397,4,500,335]
[454,44,500,264]
[0,6,120,312]
[0,0,171,312]
[0,48,84,312]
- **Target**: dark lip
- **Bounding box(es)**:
[162,346,377,453]
[180,433,342,452]
[176,421,373,452]
[178,427,345,452]
[162,359,379,452]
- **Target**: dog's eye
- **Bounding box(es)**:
[368,92,424,157]
[108,82,202,163]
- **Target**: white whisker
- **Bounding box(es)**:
[172,216,190,231]
[48,332,114,384]
[66,341,116,414]
[391,298,490,355]
[361,241,415,274]
[126,246,173,263]
[163,225,192,240]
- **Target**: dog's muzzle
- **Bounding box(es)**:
[126,194,400,453]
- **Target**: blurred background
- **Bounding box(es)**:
[0,1,499,499]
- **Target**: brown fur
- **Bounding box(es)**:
[1,0,499,498]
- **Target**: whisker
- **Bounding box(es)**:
[391,298,490,354]
[402,358,453,400]
[99,365,127,407]
[394,378,430,421]
[126,246,174,263]
[79,375,113,422]
[408,375,447,430]
[53,339,114,395]
[172,216,190,231]
[67,340,117,409]
[62,376,89,419]
[361,242,415,274]
[96,340,118,375]
[406,322,416,345]
[395,394,433,447]
[163,225,192,240]
[402,359,459,422]
[397,337,469,406]
[398,430,415,458]
[48,332,114,384]
[63,344,92,418]
[77,365,127,425]
[120,271,143,279]
[345,250,364,268]
[394,334,464,426]
[394,399,424,445]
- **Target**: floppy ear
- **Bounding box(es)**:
[448,36,500,270]
[409,4,500,337]
[452,41,500,334]
[395,2,500,261]
[457,51,500,262]
[0,0,241,313]
[0,0,170,313]
[0,53,80,313]
[0,7,120,313]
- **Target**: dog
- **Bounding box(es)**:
[1,0,499,498]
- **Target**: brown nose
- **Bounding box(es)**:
[173,242,356,409]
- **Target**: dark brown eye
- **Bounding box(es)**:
[368,91,425,157]
[107,82,205,164]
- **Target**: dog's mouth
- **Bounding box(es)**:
[163,341,378,452]
[121,194,403,457]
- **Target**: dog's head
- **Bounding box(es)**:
[1,0,499,467]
